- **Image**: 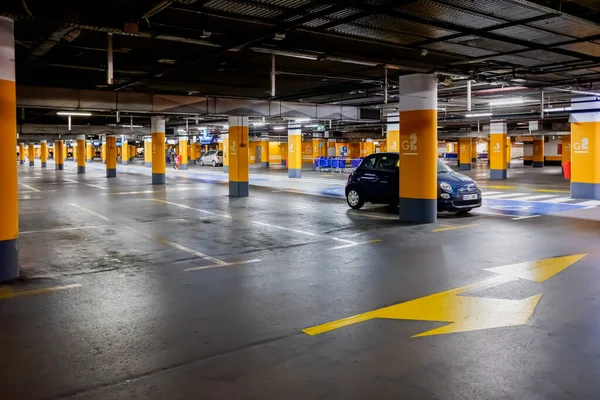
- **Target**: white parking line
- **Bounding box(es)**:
[19,183,41,192]
[542,197,573,203]
[513,194,558,201]
[485,193,532,199]
[576,200,600,207]
[62,177,107,189]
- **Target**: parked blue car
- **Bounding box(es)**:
[345,152,482,213]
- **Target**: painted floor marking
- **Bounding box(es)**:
[432,224,478,232]
[480,191,503,196]
[542,197,573,203]
[513,194,559,201]
[20,225,111,235]
[62,177,107,189]
[485,192,532,199]
[576,200,600,207]
[328,239,382,250]
[303,254,586,337]
[19,183,41,192]
[511,215,541,220]
[184,259,261,272]
[154,199,232,219]
[0,284,82,300]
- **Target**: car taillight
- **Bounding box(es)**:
[216,155,220,160]
[347,172,353,183]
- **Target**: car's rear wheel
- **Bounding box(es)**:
[212,160,216,167]
[346,188,364,209]
[457,208,473,215]
[200,160,204,166]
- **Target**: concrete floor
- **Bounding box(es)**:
[2,160,600,399]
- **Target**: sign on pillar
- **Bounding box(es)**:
[387,112,399,153]
[228,116,249,196]
[261,136,269,168]
[398,73,438,224]
[40,140,48,168]
[489,123,507,180]
[533,136,544,168]
[144,136,152,167]
[222,134,229,173]
[0,16,18,281]
[459,137,471,170]
[76,135,86,173]
[151,117,166,184]
[570,97,600,199]
[288,123,302,178]
[106,136,117,177]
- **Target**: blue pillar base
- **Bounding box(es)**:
[145,162,152,167]
[107,168,116,178]
[19,160,24,164]
[87,159,92,163]
[261,162,269,168]
[507,163,511,169]
[532,161,544,168]
[56,164,64,171]
[77,166,85,174]
[288,168,302,178]
[223,166,229,173]
[229,181,249,197]
[460,164,471,171]
[399,198,436,224]
[180,164,188,170]
[189,160,196,165]
[571,182,600,199]
[0,238,19,282]
[29,161,34,166]
[490,169,507,180]
[41,162,47,168]
[152,173,166,185]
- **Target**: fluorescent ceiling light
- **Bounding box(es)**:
[120,124,143,128]
[465,113,493,118]
[489,98,524,106]
[273,126,286,130]
[324,56,378,67]
[295,118,310,122]
[438,108,447,111]
[544,107,571,112]
[251,47,319,61]
[252,122,265,127]
[57,111,92,116]
[305,124,318,128]
[177,129,186,133]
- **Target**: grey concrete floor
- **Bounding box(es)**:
[2,161,600,400]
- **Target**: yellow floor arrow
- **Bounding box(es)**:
[484,254,587,282]
[303,254,587,337]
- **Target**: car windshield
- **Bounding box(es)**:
[437,159,454,174]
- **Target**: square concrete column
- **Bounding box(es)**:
[489,123,507,180]
[386,112,399,152]
[288,122,302,178]
[571,97,600,199]
[228,117,249,196]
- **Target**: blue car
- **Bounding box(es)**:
[345,152,482,213]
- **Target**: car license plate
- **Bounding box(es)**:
[463,194,478,200]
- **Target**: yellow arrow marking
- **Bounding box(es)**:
[303,254,587,337]
[0,284,82,300]
[484,254,587,283]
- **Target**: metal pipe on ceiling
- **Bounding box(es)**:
[467,80,471,112]
[384,66,388,104]
[271,54,276,98]
[107,33,114,85]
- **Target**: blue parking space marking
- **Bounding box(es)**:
[482,198,589,217]
[318,187,346,198]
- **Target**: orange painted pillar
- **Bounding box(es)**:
[228,116,249,196]
[571,97,600,199]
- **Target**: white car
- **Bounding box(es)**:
[200,150,223,166]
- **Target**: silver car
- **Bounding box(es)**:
[199,150,223,166]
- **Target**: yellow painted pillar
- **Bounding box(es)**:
[64,144,68,161]
[489,123,507,180]
[34,145,39,159]
[121,139,129,165]
[571,98,600,199]
[189,138,197,165]
[288,122,302,178]
[561,135,571,169]
[76,135,86,174]
[86,142,93,162]
[398,74,438,223]
[218,141,224,151]
[55,140,64,170]
[106,135,117,177]
[260,137,269,168]
[28,143,35,166]
[459,137,471,170]
[533,136,544,168]
[0,16,19,281]
[364,139,374,155]
[386,112,399,153]
[101,137,106,164]
[179,136,188,170]
[312,135,323,160]
[228,116,249,196]
[471,140,477,163]
[40,140,48,168]
[506,137,512,169]
[144,136,152,167]
[18,143,24,164]
[151,117,166,184]
[222,134,229,173]
[73,143,77,162]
